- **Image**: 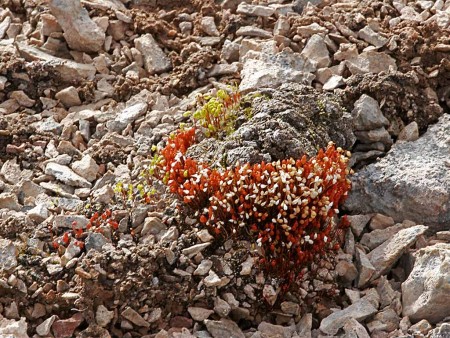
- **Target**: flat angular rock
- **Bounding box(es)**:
[355,248,376,288]
[121,307,150,327]
[71,155,99,182]
[55,86,81,108]
[237,3,275,17]
[367,225,427,280]
[16,43,96,82]
[134,34,171,75]
[343,318,370,338]
[402,243,450,324]
[347,51,397,74]
[345,114,450,230]
[319,298,378,335]
[236,26,273,38]
[239,50,315,94]
[205,319,245,338]
[187,307,214,321]
[258,322,296,337]
[0,192,21,211]
[45,162,92,188]
[351,94,389,131]
[0,239,17,272]
[36,315,57,336]
[361,223,409,250]
[301,34,331,68]
[49,0,105,52]
[358,26,388,48]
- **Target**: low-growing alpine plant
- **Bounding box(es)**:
[141,129,352,284]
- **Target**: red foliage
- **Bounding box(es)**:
[153,128,352,281]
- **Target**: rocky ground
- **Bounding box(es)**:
[0,0,450,337]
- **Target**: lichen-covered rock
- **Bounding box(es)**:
[187,83,355,166]
[345,114,450,230]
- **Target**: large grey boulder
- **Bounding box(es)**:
[345,114,450,231]
[187,83,355,166]
[402,243,450,324]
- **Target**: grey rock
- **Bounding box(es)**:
[296,22,327,37]
[134,34,171,75]
[355,248,375,288]
[402,243,450,324]
[96,305,114,327]
[273,16,290,36]
[214,297,231,318]
[351,94,389,131]
[369,214,395,230]
[345,114,450,230]
[239,49,315,94]
[0,239,17,272]
[376,276,400,308]
[0,317,28,338]
[106,101,148,132]
[34,117,63,135]
[0,16,11,39]
[188,84,355,167]
[361,223,409,250]
[319,298,378,335]
[71,155,99,182]
[205,319,245,338]
[236,26,273,38]
[27,204,49,223]
[14,41,97,82]
[0,192,21,211]
[354,128,392,147]
[1,158,22,184]
[301,34,331,68]
[194,259,213,276]
[343,318,370,338]
[85,232,110,252]
[237,3,275,17]
[49,0,105,52]
[257,322,295,338]
[182,243,211,258]
[36,315,57,336]
[347,51,397,74]
[358,26,388,48]
[187,307,214,321]
[45,162,91,188]
[201,17,220,37]
[398,121,419,142]
[55,86,81,107]
[141,217,167,237]
[323,75,344,91]
[367,308,400,333]
[54,215,89,229]
[296,313,312,338]
[367,225,428,280]
[347,214,371,237]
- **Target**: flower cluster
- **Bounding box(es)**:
[149,128,352,281]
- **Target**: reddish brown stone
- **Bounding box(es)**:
[169,316,193,329]
[52,313,84,338]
